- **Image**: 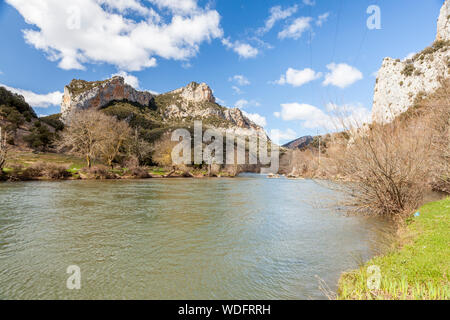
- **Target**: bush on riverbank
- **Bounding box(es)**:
[4,162,71,180]
[288,80,449,218]
[338,198,450,300]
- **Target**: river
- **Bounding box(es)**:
[0,174,391,299]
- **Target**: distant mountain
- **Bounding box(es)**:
[60,77,262,132]
[282,136,313,150]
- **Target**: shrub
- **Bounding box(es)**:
[24,121,55,150]
[401,64,415,77]
[80,165,114,179]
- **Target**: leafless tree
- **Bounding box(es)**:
[97,118,132,169]
[58,110,131,168]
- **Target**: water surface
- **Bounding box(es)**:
[0,175,390,299]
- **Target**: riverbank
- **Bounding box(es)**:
[338,197,449,300]
[0,151,237,182]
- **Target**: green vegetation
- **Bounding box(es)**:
[338,198,450,300]
[23,121,55,150]
[40,114,64,131]
[66,79,111,95]
[401,64,415,77]
[413,40,450,61]
[0,86,37,118]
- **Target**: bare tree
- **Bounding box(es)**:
[0,126,8,171]
[128,128,153,165]
[97,118,132,169]
[58,110,111,168]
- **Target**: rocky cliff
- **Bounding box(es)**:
[61,77,262,132]
[61,76,154,122]
[372,0,450,123]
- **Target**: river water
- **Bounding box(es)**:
[0,174,390,299]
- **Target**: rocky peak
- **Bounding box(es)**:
[171,82,215,103]
[437,0,450,41]
[61,76,154,123]
[372,1,450,123]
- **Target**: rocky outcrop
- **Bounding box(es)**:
[60,78,264,133]
[158,82,262,131]
[437,0,450,41]
[61,76,154,122]
[170,82,215,103]
[372,0,450,123]
[282,136,313,150]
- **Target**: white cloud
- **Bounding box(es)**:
[235,99,248,109]
[277,102,371,131]
[258,5,298,35]
[222,38,258,58]
[232,86,243,95]
[149,0,198,14]
[242,111,266,127]
[215,97,225,105]
[316,12,330,27]
[403,52,416,61]
[273,111,281,118]
[229,75,250,86]
[235,99,260,109]
[303,0,315,6]
[6,0,223,71]
[323,63,363,88]
[278,17,312,40]
[270,128,298,143]
[0,83,62,108]
[111,71,140,89]
[275,68,322,87]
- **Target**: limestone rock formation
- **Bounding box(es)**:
[60,78,263,132]
[61,76,154,122]
[170,82,215,103]
[372,0,450,123]
[157,82,262,131]
[437,0,450,41]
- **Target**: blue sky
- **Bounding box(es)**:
[0,0,444,142]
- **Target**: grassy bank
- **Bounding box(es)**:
[338,198,449,300]
[1,151,236,181]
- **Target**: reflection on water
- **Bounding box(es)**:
[0,175,391,299]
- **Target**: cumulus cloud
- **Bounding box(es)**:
[303,0,315,6]
[275,68,322,87]
[258,5,298,35]
[0,83,62,108]
[229,75,250,86]
[316,12,330,27]
[222,38,259,58]
[269,128,298,143]
[235,99,260,109]
[242,111,266,127]
[323,63,363,88]
[276,102,370,131]
[6,0,223,71]
[149,0,198,14]
[111,71,140,89]
[278,17,312,40]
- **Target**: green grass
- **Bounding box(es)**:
[338,198,450,300]
[7,151,87,169]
